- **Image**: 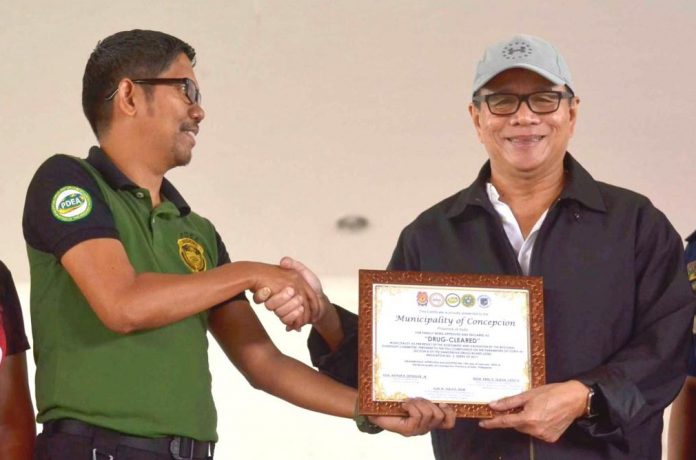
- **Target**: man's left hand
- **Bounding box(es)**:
[478,380,589,443]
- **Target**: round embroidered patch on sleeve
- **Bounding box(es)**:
[51,186,93,222]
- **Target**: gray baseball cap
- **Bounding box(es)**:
[472,34,573,95]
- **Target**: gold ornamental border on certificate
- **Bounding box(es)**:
[357,269,545,419]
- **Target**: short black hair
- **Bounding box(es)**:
[82,29,196,138]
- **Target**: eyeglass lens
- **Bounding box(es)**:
[487,92,562,115]
[184,79,202,105]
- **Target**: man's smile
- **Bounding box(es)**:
[505,134,546,147]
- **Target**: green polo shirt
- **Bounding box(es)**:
[23,147,238,441]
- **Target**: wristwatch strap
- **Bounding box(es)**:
[353,400,384,434]
[584,384,600,419]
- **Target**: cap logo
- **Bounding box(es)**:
[502,40,533,60]
[51,186,93,222]
[178,237,207,272]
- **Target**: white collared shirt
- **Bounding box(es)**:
[486,183,548,275]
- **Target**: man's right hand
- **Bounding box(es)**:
[254,257,333,332]
[255,257,345,349]
[249,260,322,329]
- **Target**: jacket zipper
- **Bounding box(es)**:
[526,199,561,460]
[489,198,563,460]
[530,436,536,460]
[487,208,529,458]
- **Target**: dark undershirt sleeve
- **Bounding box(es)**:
[307,305,359,387]
[215,230,247,303]
[0,261,29,355]
[22,154,119,259]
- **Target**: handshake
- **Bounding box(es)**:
[251,256,331,332]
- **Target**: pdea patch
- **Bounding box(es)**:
[178,237,207,273]
[51,186,92,222]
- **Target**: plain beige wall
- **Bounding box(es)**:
[3,1,694,458]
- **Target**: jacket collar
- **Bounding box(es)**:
[86,146,191,216]
[446,152,607,218]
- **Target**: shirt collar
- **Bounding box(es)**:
[86,146,191,216]
[445,152,607,218]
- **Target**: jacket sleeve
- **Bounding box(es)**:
[306,305,359,387]
[576,207,695,443]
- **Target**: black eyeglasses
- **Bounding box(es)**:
[472,91,573,115]
[105,77,202,105]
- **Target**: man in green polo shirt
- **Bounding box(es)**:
[23,29,454,459]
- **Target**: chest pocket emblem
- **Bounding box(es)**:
[178,237,207,272]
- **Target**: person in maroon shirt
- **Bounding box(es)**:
[0,260,35,459]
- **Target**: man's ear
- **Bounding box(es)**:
[114,79,138,117]
[568,96,580,136]
[469,103,484,142]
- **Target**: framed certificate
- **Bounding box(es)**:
[357,270,545,418]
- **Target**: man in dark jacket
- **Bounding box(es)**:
[264,34,694,459]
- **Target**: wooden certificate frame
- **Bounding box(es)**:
[357,269,545,418]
